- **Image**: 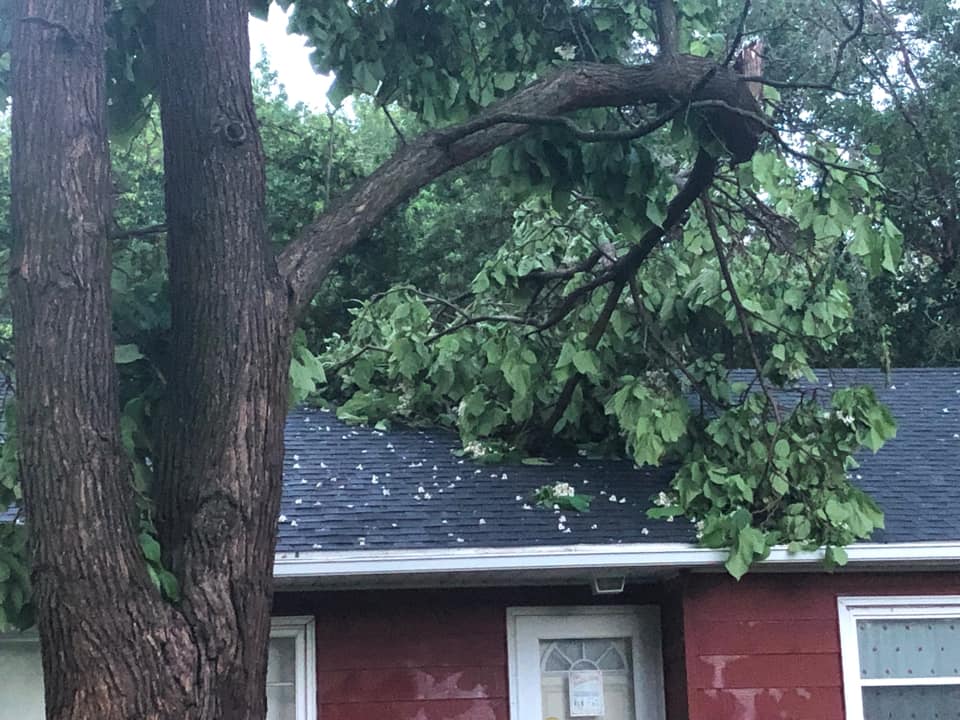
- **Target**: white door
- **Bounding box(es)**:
[507,606,666,720]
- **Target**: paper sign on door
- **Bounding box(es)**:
[569,670,604,717]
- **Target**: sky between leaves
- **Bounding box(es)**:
[249,3,332,109]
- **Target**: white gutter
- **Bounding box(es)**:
[274,541,960,580]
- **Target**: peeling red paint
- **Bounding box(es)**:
[683,573,960,720]
[273,574,960,720]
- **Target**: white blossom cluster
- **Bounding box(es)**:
[653,491,677,507]
[463,440,492,458]
[835,410,856,428]
[551,481,575,498]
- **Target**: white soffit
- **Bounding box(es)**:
[273,541,960,585]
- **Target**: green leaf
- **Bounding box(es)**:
[724,526,767,580]
[326,78,352,108]
[138,532,162,564]
[771,474,789,496]
[249,0,270,20]
[825,498,848,523]
[645,198,666,228]
[774,439,790,458]
[158,569,181,602]
[572,350,599,375]
[146,564,160,591]
[114,344,145,364]
[493,71,517,91]
[825,545,849,569]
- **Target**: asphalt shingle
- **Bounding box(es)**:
[278,368,960,552]
[6,369,959,551]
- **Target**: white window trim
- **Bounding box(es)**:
[270,615,317,720]
[506,605,666,720]
[2,619,316,720]
[838,595,960,720]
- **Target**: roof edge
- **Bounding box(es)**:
[273,540,960,580]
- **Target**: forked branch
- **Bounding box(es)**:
[278,57,762,314]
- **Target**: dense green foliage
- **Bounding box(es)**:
[322,150,900,577]
[1,0,959,621]
[0,59,509,626]
[745,0,960,366]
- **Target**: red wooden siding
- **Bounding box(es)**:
[272,572,960,720]
[275,586,667,720]
[660,579,690,720]
[314,601,507,720]
[682,572,960,720]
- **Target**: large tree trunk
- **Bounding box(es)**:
[7,0,762,716]
[153,0,292,717]
[9,1,197,718]
[11,1,288,718]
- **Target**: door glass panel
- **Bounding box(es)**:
[539,638,635,720]
[862,685,960,720]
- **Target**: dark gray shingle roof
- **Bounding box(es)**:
[6,369,959,551]
[279,368,960,552]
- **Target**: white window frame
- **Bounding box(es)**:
[0,618,316,720]
[270,615,317,720]
[506,605,666,720]
[838,595,960,720]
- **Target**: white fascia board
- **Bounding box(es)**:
[273,541,960,580]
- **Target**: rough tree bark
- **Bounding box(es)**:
[9,1,196,718]
[153,0,292,716]
[8,0,762,718]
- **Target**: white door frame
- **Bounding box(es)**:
[506,605,666,720]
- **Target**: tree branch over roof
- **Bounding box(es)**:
[277,56,763,315]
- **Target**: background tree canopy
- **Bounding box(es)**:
[0,1,955,613]
[0,0,957,714]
